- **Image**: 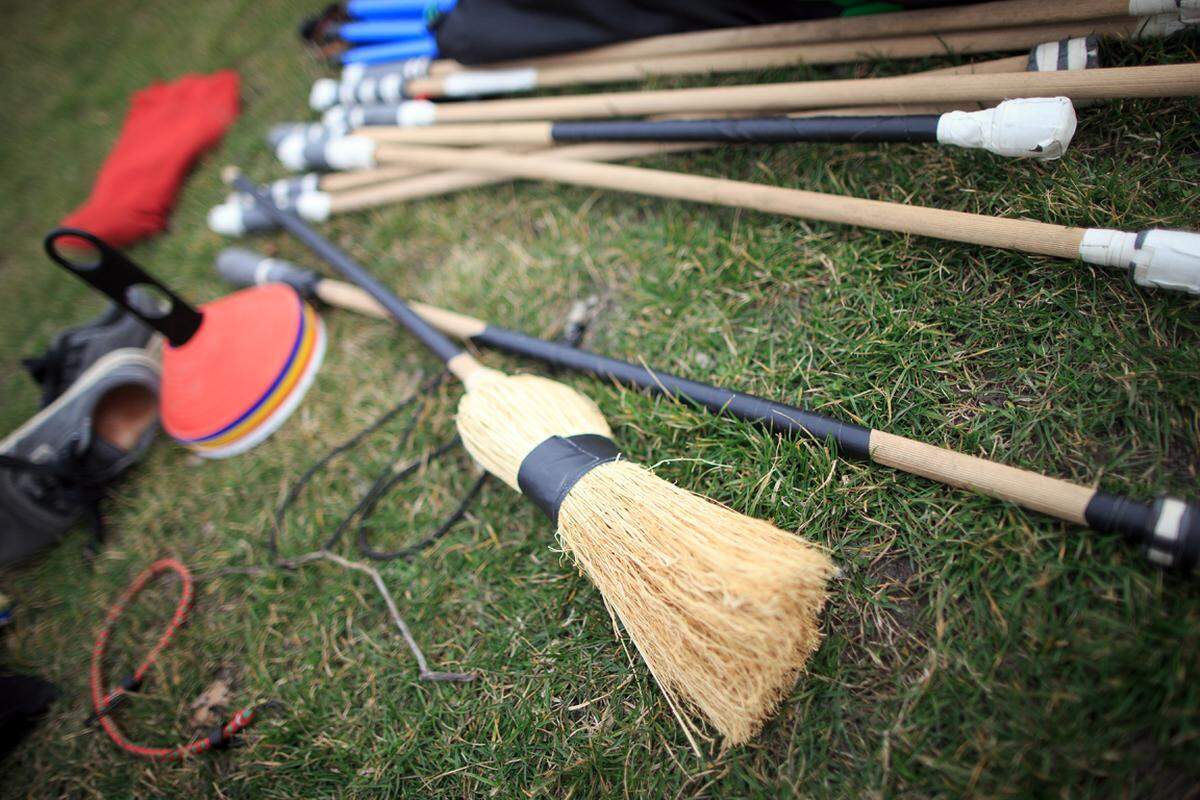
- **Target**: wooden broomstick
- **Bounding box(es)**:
[210,142,704,235]
[230,173,836,749]
[323,63,1200,129]
[216,249,1200,575]
[397,19,1130,101]
[350,142,1200,295]
[433,0,1189,71]
[320,32,1098,109]
[314,18,1123,106]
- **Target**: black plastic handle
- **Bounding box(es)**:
[43,228,204,347]
[232,175,466,366]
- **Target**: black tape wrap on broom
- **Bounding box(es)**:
[473,325,872,459]
[551,115,942,144]
[517,434,620,522]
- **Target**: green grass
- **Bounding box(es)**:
[2,2,1199,796]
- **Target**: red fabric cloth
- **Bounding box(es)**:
[60,70,240,247]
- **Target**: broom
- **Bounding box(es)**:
[395,19,1132,101]
[210,142,704,234]
[312,18,1123,106]
[329,141,1200,295]
[322,62,1200,129]
[229,172,837,748]
[216,249,1200,575]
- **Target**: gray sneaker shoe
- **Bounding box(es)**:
[0,348,160,564]
[22,299,152,408]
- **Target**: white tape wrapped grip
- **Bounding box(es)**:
[1080,228,1200,294]
[936,97,1076,159]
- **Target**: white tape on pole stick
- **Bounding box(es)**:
[207,203,247,237]
[396,100,437,127]
[1080,229,1200,293]
[1028,37,1100,72]
[935,97,1076,159]
[442,68,539,98]
[296,192,334,222]
[324,137,378,170]
[1129,0,1178,12]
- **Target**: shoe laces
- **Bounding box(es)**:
[22,336,89,409]
[0,438,110,554]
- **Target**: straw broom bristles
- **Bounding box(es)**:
[456,371,835,745]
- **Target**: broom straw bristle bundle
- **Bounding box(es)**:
[560,462,834,744]
[457,372,612,487]
[457,372,835,744]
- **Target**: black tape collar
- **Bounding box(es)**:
[517,434,619,523]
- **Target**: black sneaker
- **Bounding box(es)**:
[22,298,152,408]
[0,349,160,564]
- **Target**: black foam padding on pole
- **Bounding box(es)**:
[473,324,872,459]
[1084,492,1155,542]
[234,176,465,365]
[517,434,620,522]
[551,115,941,144]
[1090,494,1200,574]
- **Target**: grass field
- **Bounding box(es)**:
[1,2,1198,797]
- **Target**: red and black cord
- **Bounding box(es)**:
[88,557,264,761]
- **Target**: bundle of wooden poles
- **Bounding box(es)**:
[211,0,1200,749]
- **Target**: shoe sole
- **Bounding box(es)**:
[0,348,161,454]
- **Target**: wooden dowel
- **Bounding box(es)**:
[328,142,704,213]
[448,0,1137,70]
[418,63,1200,124]
[921,53,1035,76]
[317,279,488,338]
[406,18,1130,98]
[319,164,431,192]
[373,143,1086,259]
[869,431,1093,523]
[364,122,554,147]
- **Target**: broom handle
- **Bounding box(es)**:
[328,142,704,212]
[406,18,1130,98]
[448,0,1144,70]
[230,175,486,383]
[401,63,1199,124]
[365,115,952,147]
[373,143,1085,259]
[217,260,1194,569]
[320,164,430,192]
[245,271,1093,520]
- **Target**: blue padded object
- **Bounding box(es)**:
[337,19,429,43]
[341,33,438,65]
[349,0,455,20]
